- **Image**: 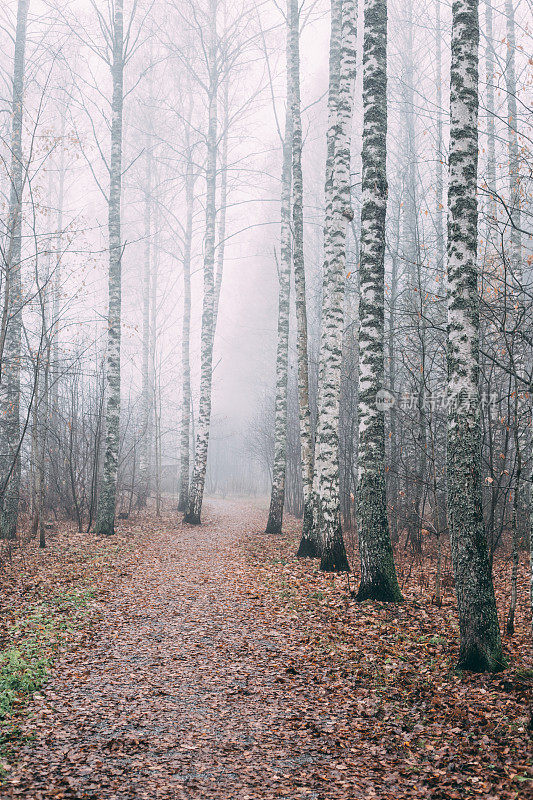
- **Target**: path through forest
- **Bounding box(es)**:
[3,500,532,799]
[4,501,362,799]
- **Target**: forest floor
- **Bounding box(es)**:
[0,498,531,800]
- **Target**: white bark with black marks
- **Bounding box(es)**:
[311,0,357,573]
[290,0,316,558]
[266,0,293,536]
[185,0,218,525]
[446,0,504,671]
[355,0,402,601]
[95,0,124,536]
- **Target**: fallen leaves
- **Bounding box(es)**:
[0,499,531,799]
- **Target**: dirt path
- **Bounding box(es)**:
[2,502,355,800]
[3,500,532,800]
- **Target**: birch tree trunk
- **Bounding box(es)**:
[137,127,152,509]
[502,0,529,636]
[213,75,229,333]
[435,0,445,279]
[35,275,51,549]
[51,111,66,426]
[31,177,52,545]
[0,0,30,540]
[484,1,497,222]
[178,156,194,513]
[446,0,504,671]
[309,0,341,550]
[150,203,159,512]
[433,0,446,601]
[95,0,124,536]
[265,29,292,535]
[355,0,402,601]
[184,0,218,525]
[387,200,400,544]
[289,0,316,557]
[311,0,356,573]
[402,0,426,552]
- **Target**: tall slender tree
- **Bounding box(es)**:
[445,0,504,670]
[0,0,30,540]
[290,0,316,558]
[184,0,219,525]
[311,0,357,572]
[503,0,528,636]
[137,120,153,509]
[95,0,125,535]
[484,0,497,221]
[356,0,402,601]
[177,153,195,513]
[265,0,293,535]
[213,73,229,332]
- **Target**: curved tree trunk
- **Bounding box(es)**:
[356,0,402,601]
[445,0,504,671]
[95,0,124,536]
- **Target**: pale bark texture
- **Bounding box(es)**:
[184,0,218,525]
[433,0,446,603]
[401,0,426,552]
[484,1,497,221]
[177,157,194,513]
[137,128,152,509]
[265,15,292,535]
[51,112,66,423]
[309,0,341,545]
[446,0,504,671]
[435,0,445,278]
[290,0,317,558]
[0,0,30,540]
[502,0,529,636]
[95,0,124,536]
[150,206,160,515]
[311,0,356,573]
[213,76,229,334]
[35,297,50,550]
[355,0,402,601]
[504,0,520,265]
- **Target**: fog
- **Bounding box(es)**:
[0,0,531,543]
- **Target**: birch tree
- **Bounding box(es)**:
[184,0,219,524]
[137,121,152,509]
[265,5,292,535]
[311,0,357,573]
[213,73,229,333]
[0,0,30,540]
[445,0,504,670]
[355,0,402,601]
[290,0,317,557]
[503,0,528,636]
[95,0,125,536]
[177,148,195,513]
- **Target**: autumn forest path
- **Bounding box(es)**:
[3,500,360,800]
[3,499,532,800]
